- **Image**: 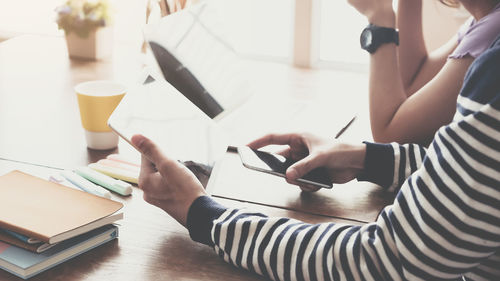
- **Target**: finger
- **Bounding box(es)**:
[247,133,297,149]
[140,154,157,175]
[138,154,155,189]
[131,134,164,165]
[276,147,291,158]
[285,177,301,186]
[137,168,162,193]
[299,184,321,192]
[286,153,326,181]
[131,134,184,179]
[284,177,320,192]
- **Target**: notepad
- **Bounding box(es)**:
[0,170,123,244]
[0,225,118,279]
[0,229,55,253]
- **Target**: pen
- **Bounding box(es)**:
[75,166,133,196]
[89,163,139,184]
[60,170,112,199]
[49,174,81,191]
[335,115,357,139]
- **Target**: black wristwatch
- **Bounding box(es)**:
[360,24,399,54]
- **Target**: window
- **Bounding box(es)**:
[209,0,293,59]
[0,0,145,45]
[319,0,368,66]
[0,0,369,69]
[0,0,62,38]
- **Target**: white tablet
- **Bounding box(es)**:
[107,74,228,165]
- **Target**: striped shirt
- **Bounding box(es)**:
[186,36,500,281]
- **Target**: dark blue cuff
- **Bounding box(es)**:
[186,196,228,246]
[356,142,394,189]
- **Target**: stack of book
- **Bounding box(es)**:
[0,170,123,279]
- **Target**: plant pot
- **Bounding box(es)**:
[65,27,113,60]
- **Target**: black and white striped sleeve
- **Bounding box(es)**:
[186,99,499,280]
[185,40,500,281]
[186,99,500,281]
[357,142,427,192]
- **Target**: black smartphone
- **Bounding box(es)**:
[237,146,332,189]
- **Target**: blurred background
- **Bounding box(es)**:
[0,0,472,172]
[0,0,468,70]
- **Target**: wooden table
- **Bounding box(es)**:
[207,151,394,224]
[0,35,390,281]
[0,159,363,281]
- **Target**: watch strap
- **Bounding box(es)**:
[371,24,399,46]
[361,24,399,54]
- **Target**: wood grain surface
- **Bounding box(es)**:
[0,160,364,281]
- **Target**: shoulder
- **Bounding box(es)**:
[460,35,500,108]
[450,5,500,59]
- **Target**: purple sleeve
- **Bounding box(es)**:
[449,3,500,59]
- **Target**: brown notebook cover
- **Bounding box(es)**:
[0,170,124,244]
[0,230,56,253]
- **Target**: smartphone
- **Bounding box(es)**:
[237,146,332,189]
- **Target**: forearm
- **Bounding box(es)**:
[186,112,497,280]
[397,0,428,91]
[186,43,500,281]
[189,114,498,278]
[367,5,458,144]
[369,41,409,142]
[362,6,416,143]
[187,196,369,280]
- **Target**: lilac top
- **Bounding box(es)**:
[449,2,500,59]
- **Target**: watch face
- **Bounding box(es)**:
[360,28,372,49]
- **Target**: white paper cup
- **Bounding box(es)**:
[84,130,119,150]
[75,80,126,150]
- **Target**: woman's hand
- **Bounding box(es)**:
[131,134,207,227]
[248,133,366,192]
[347,0,395,27]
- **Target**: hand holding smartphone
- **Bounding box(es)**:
[237,146,332,189]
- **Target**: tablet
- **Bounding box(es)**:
[107,74,227,165]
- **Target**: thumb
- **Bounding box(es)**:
[131,134,161,164]
[131,134,185,177]
[286,153,324,181]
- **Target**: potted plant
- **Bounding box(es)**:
[56,0,113,60]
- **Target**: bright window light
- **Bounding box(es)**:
[0,0,62,37]
[210,0,293,59]
[319,0,368,65]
